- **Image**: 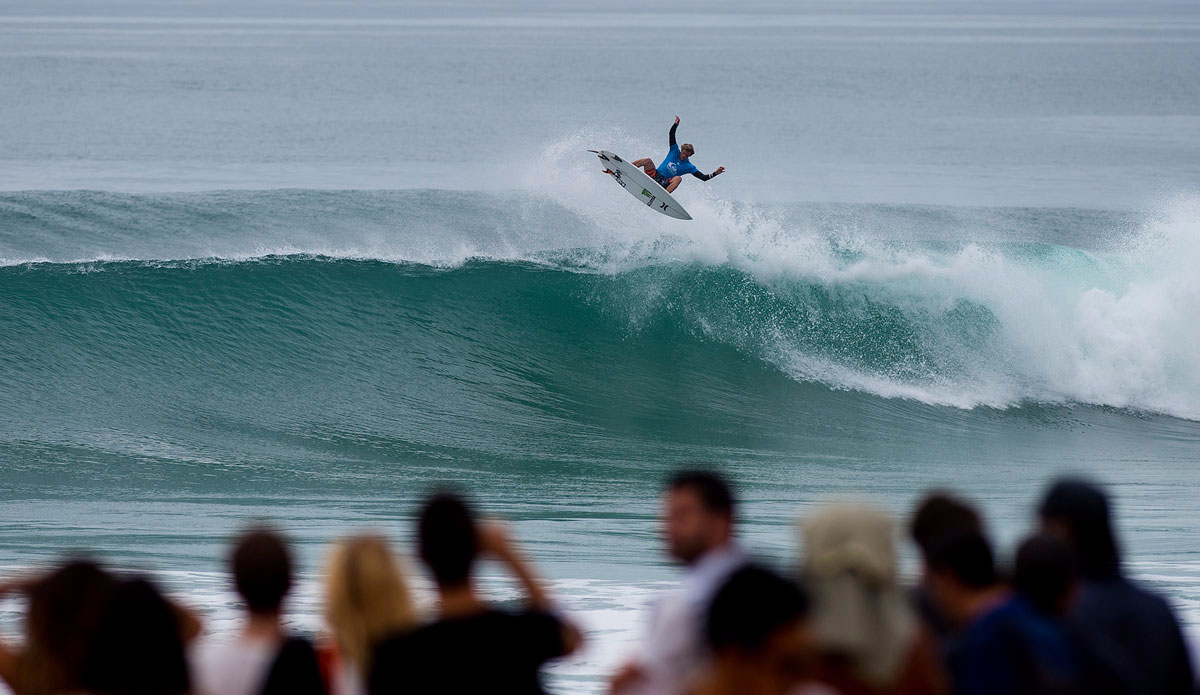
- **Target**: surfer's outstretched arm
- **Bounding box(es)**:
[669,115,680,147]
[691,166,726,182]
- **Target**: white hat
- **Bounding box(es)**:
[801,503,916,687]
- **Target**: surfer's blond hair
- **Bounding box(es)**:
[682,143,695,155]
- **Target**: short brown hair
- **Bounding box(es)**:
[910,492,981,557]
[231,526,292,614]
[418,492,478,587]
[667,470,734,518]
[682,143,695,155]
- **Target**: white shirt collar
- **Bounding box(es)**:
[684,541,746,600]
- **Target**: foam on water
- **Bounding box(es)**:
[531,146,1200,419]
[595,183,1200,418]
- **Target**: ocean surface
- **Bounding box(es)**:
[2,1,1200,692]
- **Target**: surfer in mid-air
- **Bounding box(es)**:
[605,116,725,193]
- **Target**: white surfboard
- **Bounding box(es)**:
[590,150,692,220]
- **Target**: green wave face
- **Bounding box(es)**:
[0,257,989,430]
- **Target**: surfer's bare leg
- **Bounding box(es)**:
[632,158,657,175]
[665,176,682,193]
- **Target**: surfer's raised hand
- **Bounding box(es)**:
[674,115,680,125]
[714,166,726,176]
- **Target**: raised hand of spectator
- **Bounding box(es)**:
[477,521,516,561]
[478,519,583,655]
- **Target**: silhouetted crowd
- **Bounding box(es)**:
[0,473,1195,695]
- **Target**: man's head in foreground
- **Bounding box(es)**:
[663,470,735,565]
[231,525,293,617]
[418,492,479,588]
[705,565,811,694]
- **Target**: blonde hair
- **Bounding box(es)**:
[324,534,416,674]
[681,143,695,155]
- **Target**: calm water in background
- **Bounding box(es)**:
[2,1,1200,691]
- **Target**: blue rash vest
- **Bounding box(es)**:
[657,144,699,180]
[652,121,719,185]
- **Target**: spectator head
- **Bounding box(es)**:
[230,525,293,616]
[924,530,1000,626]
[802,504,916,687]
[325,534,417,674]
[706,565,811,689]
[22,559,119,695]
[1013,533,1077,617]
[1038,478,1120,580]
[82,576,189,695]
[418,492,479,588]
[910,492,982,562]
[663,470,735,565]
